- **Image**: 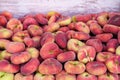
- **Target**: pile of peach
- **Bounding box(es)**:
[0,11,120,80]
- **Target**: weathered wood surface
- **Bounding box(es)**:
[0,0,120,17]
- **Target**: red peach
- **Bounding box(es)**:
[86,61,107,75]
[108,15,120,26]
[40,42,60,59]
[21,58,40,75]
[86,39,103,52]
[68,22,75,30]
[87,20,97,26]
[38,58,62,74]
[77,72,97,80]
[10,51,31,64]
[118,31,120,43]
[66,30,75,39]
[28,25,43,36]
[48,15,58,24]
[95,33,113,42]
[0,16,7,27]
[24,37,34,47]
[64,61,86,74]
[15,73,33,80]
[0,11,13,20]
[58,26,70,32]
[55,31,67,48]
[32,36,41,48]
[56,70,76,80]
[0,39,10,49]
[7,18,23,33]
[57,51,76,63]
[77,46,96,63]
[5,42,25,53]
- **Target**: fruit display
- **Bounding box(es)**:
[0,11,120,80]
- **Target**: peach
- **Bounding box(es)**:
[0,72,14,80]
[0,50,12,60]
[57,51,76,62]
[0,16,7,27]
[23,17,38,30]
[0,39,10,49]
[72,31,90,40]
[66,30,75,39]
[86,61,107,75]
[10,51,31,64]
[24,37,34,47]
[43,23,60,32]
[5,42,25,53]
[40,42,60,59]
[77,46,96,63]
[47,11,60,18]
[28,25,43,36]
[56,70,76,80]
[97,12,109,26]
[15,73,33,80]
[40,32,55,46]
[55,31,67,48]
[96,52,114,62]
[108,15,120,26]
[86,39,103,52]
[103,24,120,34]
[7,18,23,33]
[67,39,85,52]
[72,14,92,22]
[12,30,30,42]
[38,58,62,74]
[35,13,48,25]
[57,16,71,26]
[48,15,58,24]
[64,61,85,74]
[106,55,120,74]
[89,22,103,35]
[0,11,13,20]
[0,60,19,73]
[118,31,120,43]
[75,22,90,34]
[98,73,119,80]
[87,20,97,26]
[58,26,70,32]
[68,22,75,30]
[34,72,55,80]
[95,33,113,42]
[0,28,13,39]
[106,39,118,53]
[77,72,97,80]
[32,36,41,48]
[116,46,120,55]
[21,58,40,75]
[26,47,39,58]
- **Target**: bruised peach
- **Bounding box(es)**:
[23,17,38,30]
[5,42,25,53]
[40,42,60,59]
[56,70,76,80]
[64,61,85,74]
[21,58,40,75]
[86,61,107,75]
[28,25,43,36]
[7,18,23,33]
[12,30,30,42]
[0,16,7,27]
[43,23,60,32]
[86,39,103,52]
[40,32,54,46]
[77,46,96,63]
[0,60,19,73]
[95,33,113,42]
[15,73,33,80]
[57,51,76,63]
[38,58,62,74]
[10,51,31,64]
[55,31,67,48]
[0,28,13,39]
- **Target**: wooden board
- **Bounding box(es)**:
[0,0,120,17]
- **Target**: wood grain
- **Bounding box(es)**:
[0,0,120,17]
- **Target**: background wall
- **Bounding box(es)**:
[0,0,120,17]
